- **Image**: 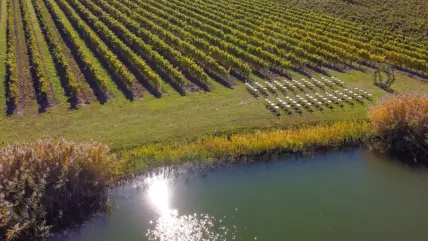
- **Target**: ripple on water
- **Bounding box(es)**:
[146,210,236,241]
[143,168,237,241]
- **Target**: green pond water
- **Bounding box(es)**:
[55,149,428,241]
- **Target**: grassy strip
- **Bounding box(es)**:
[120,121,371,173]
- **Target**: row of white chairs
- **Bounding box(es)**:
[246,82,268,96]
[259,76,345,95]
[276,79,305,92]
[248,78,373,105]
[311,92,349,105]
[311,78,329,88]
[264,81,278,94]
[343,88,373,99]
[272,80,289,92]
[265,89,363,114]
[331,76,345,85]
[245,82,258,92]
[264,99,283,115]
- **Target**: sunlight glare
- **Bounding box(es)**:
[144,171,235,240]
[146,175,171,214]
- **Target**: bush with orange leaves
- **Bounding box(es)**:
[370,91,428,162]
[0,140,123,241]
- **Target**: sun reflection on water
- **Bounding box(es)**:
[146,176,171,214]
[143,171,236,241]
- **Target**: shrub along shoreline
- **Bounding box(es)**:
[369,91,428,162]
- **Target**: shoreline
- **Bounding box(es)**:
[118,121,371,177]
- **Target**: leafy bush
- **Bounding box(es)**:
[0,140,122,241]
[370,91,428,162]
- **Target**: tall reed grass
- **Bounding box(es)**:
[369,91,428,162]
[121,121,370,172]
[0,140,123,241]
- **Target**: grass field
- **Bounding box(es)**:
[1,68,427,150]
[0,0,427,149]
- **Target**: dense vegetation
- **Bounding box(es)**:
[370,91,428,162]
[277,0,428,42]
[0,140,124,241]
[1,0,428,114]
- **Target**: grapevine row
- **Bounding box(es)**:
[5,0,18,111]
[170,0,295,70]
[152,0,293,70]
[78,0,210,88]
[170,0,327,68]
[259,1,428,60]
[115,0,251,77]
[183,0,368,65]
[32,0,80,103]
[43,0,136,96]
[142,0,291,71]
[167,0,330,67]
[73,0,190,90]
[234,0,428,63]
[20,0,50,108]
[218,0,363,63]
[57,0,164,94]
[42,0,112,98]
[284,3,427,51]
[253,0,428,72]
[195,0,428,73]
[134,0,268,71]
[99,0,233,84]
[246,0,424,52]
[185,0,348,66]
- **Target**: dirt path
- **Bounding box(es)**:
[13,0,37,114]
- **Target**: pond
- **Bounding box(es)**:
[55,149,428,241]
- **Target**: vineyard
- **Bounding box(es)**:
[275,0,428,41]
[0,0,427,115]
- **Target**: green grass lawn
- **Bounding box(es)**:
[1,67,427,150]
